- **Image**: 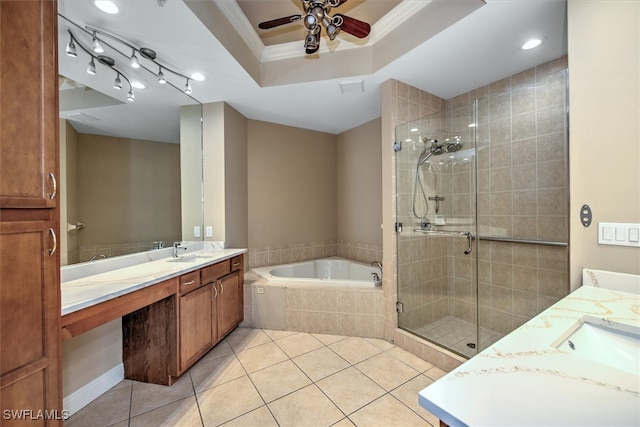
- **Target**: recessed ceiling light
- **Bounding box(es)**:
[94,1,119,15]
[190,72,205,82]
[131,81,145,89]
[404,138,412,142]
[410,128,419,133]
[522,37,544,50]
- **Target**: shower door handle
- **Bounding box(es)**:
[463,231,473,255]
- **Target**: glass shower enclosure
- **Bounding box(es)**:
[394,63,570,358]
[395,101,483,357]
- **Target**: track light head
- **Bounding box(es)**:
[130,51,140,69]
[126,89,135,101]
[113,74,122,90]
[66,38,77,57]
[184,79,192,95]
[158,68,166,84]
[92,33,104,53]
[87,58,96,75]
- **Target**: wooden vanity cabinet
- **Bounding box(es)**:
[175,255,244,376]
[0,0,62,422]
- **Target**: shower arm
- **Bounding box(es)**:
[413,228,474,255]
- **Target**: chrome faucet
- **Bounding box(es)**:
[371,260,382,285]
[173,241,187,258]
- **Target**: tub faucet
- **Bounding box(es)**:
[371,260,383,285]
[173,241,187,258]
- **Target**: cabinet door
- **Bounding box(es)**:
[0,220,60,423]
[179,285,214,370]
[217,272,240,338]
[0,0,58,208]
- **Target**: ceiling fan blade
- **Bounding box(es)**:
[336,14,370,38]
[258,14,302,30]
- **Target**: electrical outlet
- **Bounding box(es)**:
[193,226,201,238]
[205,226,213,237]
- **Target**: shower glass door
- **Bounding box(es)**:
[395,101,481,358]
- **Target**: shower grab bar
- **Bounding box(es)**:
[413,229,473,255]
[478,236,568,247]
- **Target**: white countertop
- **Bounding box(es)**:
[61,247,246,316]
[419,278,640,426]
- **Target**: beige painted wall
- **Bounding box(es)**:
[247,119,337,248]
[77,134,181,260]
[202,102,248,247]
[60,120,79,265]
[180,104,204,240]
[568,0,640,285]
[337,118,382,246]
[223,103,248,248]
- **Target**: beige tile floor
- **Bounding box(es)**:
[65,328,448,427]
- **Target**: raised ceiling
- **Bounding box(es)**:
[57,0,567,140]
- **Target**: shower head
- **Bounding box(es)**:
[422,136,463,156]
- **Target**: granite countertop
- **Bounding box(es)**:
[61,247,247,316]
[419,276,640,426]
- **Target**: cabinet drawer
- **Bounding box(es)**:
[201,260,230,284]
[180,271,201,294]
[231,256,243,272]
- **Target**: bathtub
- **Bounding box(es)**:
[252,257,380,287]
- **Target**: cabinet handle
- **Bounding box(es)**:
[212,283,218,300]
[232,262,240,267]
[48,228,57,256]
[184,280,196,286]
[48,172,57,200]
[219,280,224,295]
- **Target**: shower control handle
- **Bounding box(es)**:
[463,231,473,255]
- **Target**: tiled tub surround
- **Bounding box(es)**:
[418,270,640,426]
[247,240,382,269]
[246,271,386,339]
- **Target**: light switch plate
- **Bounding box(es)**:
[598,222,640,247]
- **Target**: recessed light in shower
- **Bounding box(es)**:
[404,138,413,142]
[410,128,419,132]
[95,1,119,15]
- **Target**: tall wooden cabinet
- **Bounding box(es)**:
[0,0,62,424]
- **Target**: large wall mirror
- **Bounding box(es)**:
[57,1,203,265]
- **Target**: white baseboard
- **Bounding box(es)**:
[63,363,125,417]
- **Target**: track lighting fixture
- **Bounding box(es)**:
[59,15,202,101]
[65,35,77,57]
[92,32,104,53]
[158,67,166,84]
[130,50,140,69]
[64,29,134,102]
[87,58,96,75]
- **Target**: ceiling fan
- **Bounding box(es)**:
[257,0,371,55]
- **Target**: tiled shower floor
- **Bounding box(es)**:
[414,316,504,358]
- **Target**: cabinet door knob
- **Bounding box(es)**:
[48,172,57,200]
[48,228,57,256]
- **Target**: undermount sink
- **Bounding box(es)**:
[552,316,640,375]
[168,254,214,263]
